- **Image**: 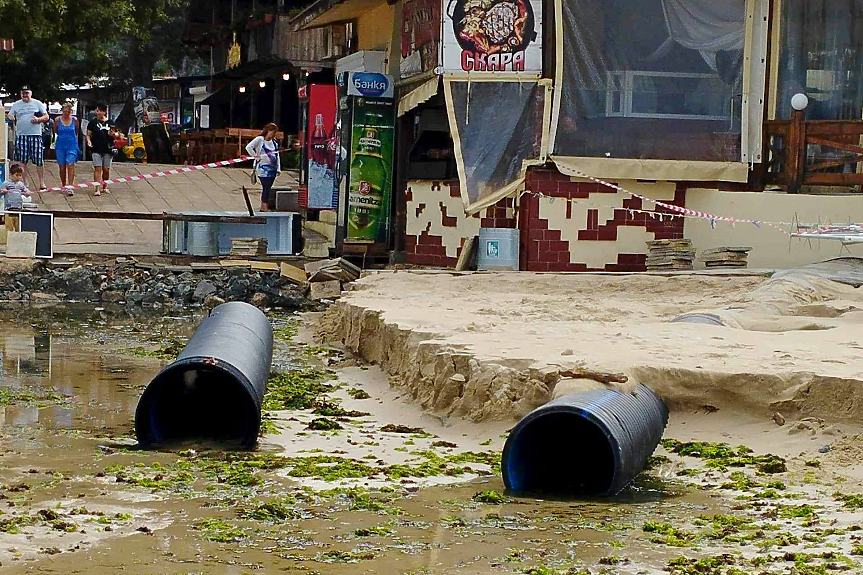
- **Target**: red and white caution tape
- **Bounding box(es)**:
[43,155,258,193]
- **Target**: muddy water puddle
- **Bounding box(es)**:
[1,306,863,574]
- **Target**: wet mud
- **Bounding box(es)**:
[1,305,862,574]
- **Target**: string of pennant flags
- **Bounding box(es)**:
[557,168,796,234]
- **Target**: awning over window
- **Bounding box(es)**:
[299,0,387,28]
[398,76,440,117]
[550,156,749,183]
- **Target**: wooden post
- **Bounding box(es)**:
[273,81,282,127]
[251,85,258,128]
[786,108,806,194]
[229,82,235,128]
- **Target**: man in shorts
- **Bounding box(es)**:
[86,104,118,196]
[5,86,50,190]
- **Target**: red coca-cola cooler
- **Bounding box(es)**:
[298,83,338,209]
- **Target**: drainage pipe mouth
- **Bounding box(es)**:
[134,302,273,449]
[135,358,261,447]
[502,383,668,497]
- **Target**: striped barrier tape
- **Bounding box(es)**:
[43,155,259,193]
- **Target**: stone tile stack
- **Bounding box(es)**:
[230,238,268,257]
[645,239,695,271]
[700,247,752,268]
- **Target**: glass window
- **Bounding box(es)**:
[776,0,863,120]
[554,0,746,162]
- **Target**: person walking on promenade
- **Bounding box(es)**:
[86,104,117,196]
[5,86,49,190]
[245,123,281,212]
[53,103,80,196]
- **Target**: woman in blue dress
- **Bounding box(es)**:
[53,103,80,197]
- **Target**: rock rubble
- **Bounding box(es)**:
[0,258,313,310]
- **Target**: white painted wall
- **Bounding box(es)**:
[685,189,863,269]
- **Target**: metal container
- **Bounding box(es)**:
[502,383,668,496]
[166,220,187,254]
[187,221,219,256]
[135,302,274,448]
[476,227,519,271]
[218,213,300,255]
[275,189,300,212]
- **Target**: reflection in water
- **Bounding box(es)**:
[0,320,162,434]
[1,333,52,376]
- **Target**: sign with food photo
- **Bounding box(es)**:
[442,0,542,74]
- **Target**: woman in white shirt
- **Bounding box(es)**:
[245,123,281,212]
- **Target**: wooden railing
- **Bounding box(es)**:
[173,129,295,166]
[764,110,863,192]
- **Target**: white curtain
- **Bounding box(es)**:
[652,0,746,71]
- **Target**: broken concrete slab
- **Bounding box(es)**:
[308,269,342,283]
[280,263,307,285]
[190,262,223,272]
[251,261,280,272]
[220,259,252,269]
[5,231,38,259]
[310,280,341,301]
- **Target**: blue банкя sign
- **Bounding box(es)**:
[347,72,394,99]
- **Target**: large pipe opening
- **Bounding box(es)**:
[502,385,668,497]
[136,361,260,447]
[135,301,273,449]
[503,411,616,495]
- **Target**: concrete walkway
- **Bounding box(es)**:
[19,160,298,255]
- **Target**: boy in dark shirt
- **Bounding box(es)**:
[86,103,118,197]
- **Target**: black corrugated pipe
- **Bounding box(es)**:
[135,302,273,448]
[502,384,668,496]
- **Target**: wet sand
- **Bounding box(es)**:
[1,305,863,574]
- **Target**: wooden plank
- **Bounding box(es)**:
[44,210,265,224]
[786,109,806,193]
[220,260,253,268]
[804,172,863,185]
[807,136,863,156]
[808,157,862,172]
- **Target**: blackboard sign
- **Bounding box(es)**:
[19,212,53,258]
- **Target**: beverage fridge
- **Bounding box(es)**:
[298,83,339,210]
[334,72,396,247]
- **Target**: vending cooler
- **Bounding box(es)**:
[298,83,339,210]
[334,72,396,248]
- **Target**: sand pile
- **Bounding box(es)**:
[318,262,863,423]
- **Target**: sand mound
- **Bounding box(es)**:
[318,267,863,422]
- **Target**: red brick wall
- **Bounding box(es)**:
[404,181,517,267]
[520,168,686,272]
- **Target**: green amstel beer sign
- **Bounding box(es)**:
[347,100,394,242]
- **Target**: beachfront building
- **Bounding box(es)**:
[190,0,863,268]
[283,0,863,268]
[392,0,863,270]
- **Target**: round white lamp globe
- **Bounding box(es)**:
[791,93,809,111]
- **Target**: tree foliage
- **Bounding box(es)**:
[0,0,206,98]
